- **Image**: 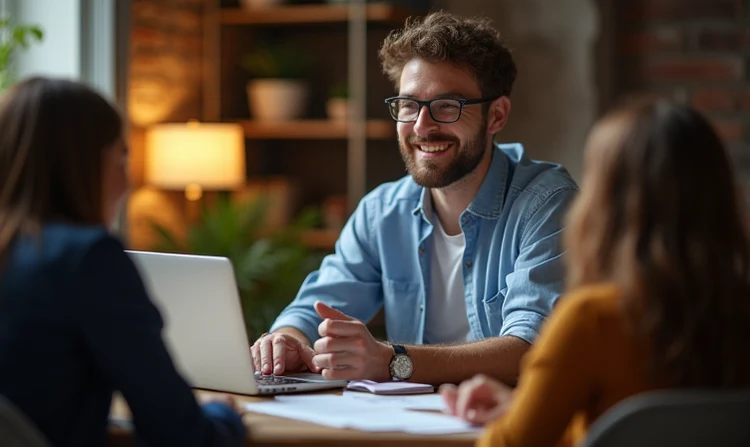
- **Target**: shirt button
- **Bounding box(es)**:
[419,305,424,312]
[418,246,425,254]
[465,261,472,268]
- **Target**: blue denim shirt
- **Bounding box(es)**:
[271,143,578,345]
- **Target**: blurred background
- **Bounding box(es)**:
[2,0,749,337]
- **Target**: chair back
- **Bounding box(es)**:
[584,390,750,447]
[0,396,50,447]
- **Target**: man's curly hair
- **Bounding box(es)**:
[379,11,517,99]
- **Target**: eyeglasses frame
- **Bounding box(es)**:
[383,96,499,123]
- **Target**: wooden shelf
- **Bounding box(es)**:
[234,119,395,140]
[301,229,339,250]
[220,3,416,25]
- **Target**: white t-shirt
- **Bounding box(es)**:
[423,209,472,344]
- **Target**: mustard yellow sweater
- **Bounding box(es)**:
[478,284,653,447]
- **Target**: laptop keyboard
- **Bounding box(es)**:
[255,374,308,386]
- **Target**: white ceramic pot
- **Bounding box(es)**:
[247,79,308,121]
[326,98,350,121]
[240,0,284,9]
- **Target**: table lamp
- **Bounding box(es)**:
[145,121,246,220]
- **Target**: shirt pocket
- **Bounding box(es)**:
[483,286,507,336]
[382,278,422,344]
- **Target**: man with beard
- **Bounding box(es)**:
[251,12,578,386]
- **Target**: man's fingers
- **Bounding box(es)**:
[314,301,354,321]
[251,341,261,373]
[272,338,287,375]
[318,319,365,338]
[320,366,357,381]
[259,336,274,375]
[299,345,320,373]
[312,352,363,371]
[313,334,365,354]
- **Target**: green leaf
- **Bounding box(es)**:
[30,27,43,41]
[0,16,44,87]
[240,42,310,79]
[149,222,184,252]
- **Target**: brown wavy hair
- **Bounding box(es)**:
[0,77,122,260]
[565,100,750,388]
[378,11,517,99]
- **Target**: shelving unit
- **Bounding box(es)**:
[233,119,394,140]
[203,1,428,251]
[219,3,416,25]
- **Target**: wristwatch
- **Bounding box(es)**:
[389,344,413,381]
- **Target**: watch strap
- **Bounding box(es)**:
[392,344,407,355]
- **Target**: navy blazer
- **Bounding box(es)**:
[0,223,245,446]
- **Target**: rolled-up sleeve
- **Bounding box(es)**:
[270,199,384,344]
[500,187,577,343]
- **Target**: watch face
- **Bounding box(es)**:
[392,354,413,379]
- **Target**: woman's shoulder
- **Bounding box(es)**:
[554,283,622,320]
[42,222,123,259]
[13,223,125,274]
[534,283,625,354]
[4,224,129,303]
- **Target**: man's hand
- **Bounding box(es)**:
[440,374,514,425]
[251,330,319,376]
[312,301,392,381]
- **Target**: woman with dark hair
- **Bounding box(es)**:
[441,100,750,446]
[0,77,245,447]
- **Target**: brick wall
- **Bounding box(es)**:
[128,0,205,187]
[126,0,206,248]
[616,0,750,209]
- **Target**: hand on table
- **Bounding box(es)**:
[200,393,245,416]
[312,301,392,381]
[440,374,514,425]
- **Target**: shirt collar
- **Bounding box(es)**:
[411,145,509,220]
[466,146,508,219]
[412,187,432,223]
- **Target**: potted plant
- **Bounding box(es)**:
[150,196,324,341]
[0,16,43,92]
[240,42,310,121]
[326,82,349,121]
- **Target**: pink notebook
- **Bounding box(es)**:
[345,380,435,395]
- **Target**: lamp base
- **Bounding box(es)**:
[184,183,204,223]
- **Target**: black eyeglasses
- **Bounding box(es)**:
[384,96,498,123]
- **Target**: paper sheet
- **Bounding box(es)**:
[244,394,479,434]
[341,389,448,411]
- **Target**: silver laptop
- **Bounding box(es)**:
[126,250,348,395]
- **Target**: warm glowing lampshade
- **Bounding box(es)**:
[146,121,245,200]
